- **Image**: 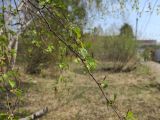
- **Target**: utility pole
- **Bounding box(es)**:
[135,17,138,40]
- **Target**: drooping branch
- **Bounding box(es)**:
[0,0,124,119]
[25,0,123,119]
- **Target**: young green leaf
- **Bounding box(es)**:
[79,48,88,59]
[44,45,55,53]
[101,80,108,89]
[85,57,96,71]
[14,89,22,97]
[73,26,81,39]
[125,111,137,120]
[9,80,16,88]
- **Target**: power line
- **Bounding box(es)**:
[142,0,159,38]
[136,0,148,39]
[139,0,148,17]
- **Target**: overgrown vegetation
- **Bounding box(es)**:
[85,23,138,72]
[0,35,22,119]
[18,29,60,74]
[0,0,159,120]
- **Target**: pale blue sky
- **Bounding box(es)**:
[85,0,160,42]
[1,0,160,42]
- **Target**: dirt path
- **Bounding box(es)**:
[146,61,160,83]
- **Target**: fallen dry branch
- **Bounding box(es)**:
[19,107,48,120]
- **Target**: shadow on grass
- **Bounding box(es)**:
[19,80,37,91]
[148,83,160,91]
[73,66,133,75]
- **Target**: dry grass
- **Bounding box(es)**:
[18,62,160,120]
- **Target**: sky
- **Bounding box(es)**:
[85,0,160,42]
[1,0,160,42]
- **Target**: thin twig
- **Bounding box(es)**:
[26,1,123,119]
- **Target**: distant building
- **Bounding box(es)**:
[138,40,157,47]
[137,39,160,62]
[137,40,157,61]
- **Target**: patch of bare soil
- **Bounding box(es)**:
[146,61,160,83]
[19,62,160,120]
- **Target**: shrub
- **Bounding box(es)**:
[103,36,138,71]
[84,23,138,72]
[18,31,60,74]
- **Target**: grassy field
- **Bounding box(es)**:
[18,62,160,120]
